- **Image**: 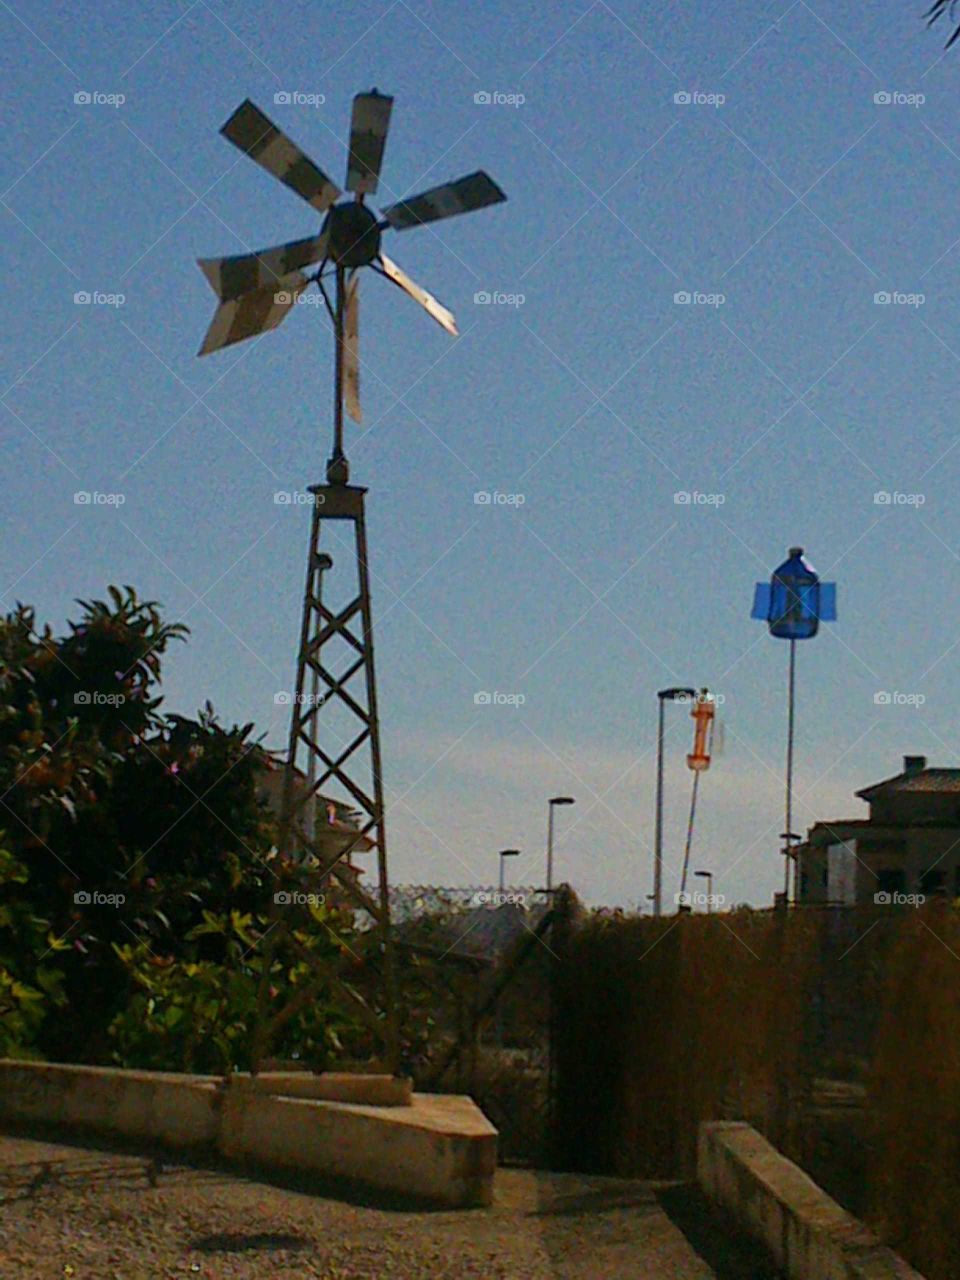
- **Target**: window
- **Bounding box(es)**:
[920,868,946,895]
[876,868,905,896]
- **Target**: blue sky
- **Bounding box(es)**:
[2,0,959,907]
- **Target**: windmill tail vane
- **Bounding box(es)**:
[196,90,506,483]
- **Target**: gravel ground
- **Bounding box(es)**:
[0,1133,780,1279]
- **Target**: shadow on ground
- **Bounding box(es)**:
[657,1183,783,1280]
[0,1120,458,1213]
[190,1230,310,1253]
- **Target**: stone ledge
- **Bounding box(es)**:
[698,1121,925,1280]
[0,1059,495,1208]
[246,1070,412,1106]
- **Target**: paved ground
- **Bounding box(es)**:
[0,1133,781,1278]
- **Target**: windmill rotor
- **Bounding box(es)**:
[198,90,506,462]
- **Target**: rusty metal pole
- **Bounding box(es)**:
[329,264,348,486]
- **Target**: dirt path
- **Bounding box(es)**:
[0,1134,780,1278]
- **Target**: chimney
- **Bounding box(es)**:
[903,755,927,774]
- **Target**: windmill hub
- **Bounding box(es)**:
[323,201,381,268]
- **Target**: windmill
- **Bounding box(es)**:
[196,94,507,1073]
[198,93,506,482]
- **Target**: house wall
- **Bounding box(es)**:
[799,847,828,903]
[870,793,960,826]
[905,829,960,894]
[827,842,858,905]
[852,840,906,904]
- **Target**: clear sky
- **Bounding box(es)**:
[3,0,959,908]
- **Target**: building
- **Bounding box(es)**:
[797,755,960,905]
[255,753,374,869]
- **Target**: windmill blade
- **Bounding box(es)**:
[198,270,307,356]
[380,171,506,230]
[344,272,361,423]
[346,91,393,195]
[220,99,341,212]
[379,253,458,337]
[198,232,327,302]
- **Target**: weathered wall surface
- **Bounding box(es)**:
[698,1122,925,1280]
[0,1060,496,1207]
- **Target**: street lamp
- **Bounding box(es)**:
[498,848,520,893]
[546,797,575,891]
[694,869,714,913]
[654,687,696,917]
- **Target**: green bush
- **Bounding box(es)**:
[109,906,357,1073]
[0,844,67,1056]
[0,587,363,1068]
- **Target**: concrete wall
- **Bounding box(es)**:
[698,1121,925,1280]
[220,1082,496,1206]
[0,1060,496,1208]
[0,1060,219,1148]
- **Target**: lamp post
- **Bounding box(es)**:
[694,868,714,913]
[654,687,696,917]
[498,848,520,893]
[546,797,575,891]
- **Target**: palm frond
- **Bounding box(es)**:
[926,0,960,48]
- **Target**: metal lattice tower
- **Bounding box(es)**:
[251,480,398,1071]
[196,91,507,1073]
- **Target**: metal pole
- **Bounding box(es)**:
[304,556,332,830]
[355,505,398,1072]
[546,803,555,892]
[654,696,666,917]
[784,637,796,901]
[679,770,700,900]
[329,265,347,485]
[250,502,326,1074]
[706,873,713,913]
[499,853,505,893]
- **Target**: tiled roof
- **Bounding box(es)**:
[858,768,960,798]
